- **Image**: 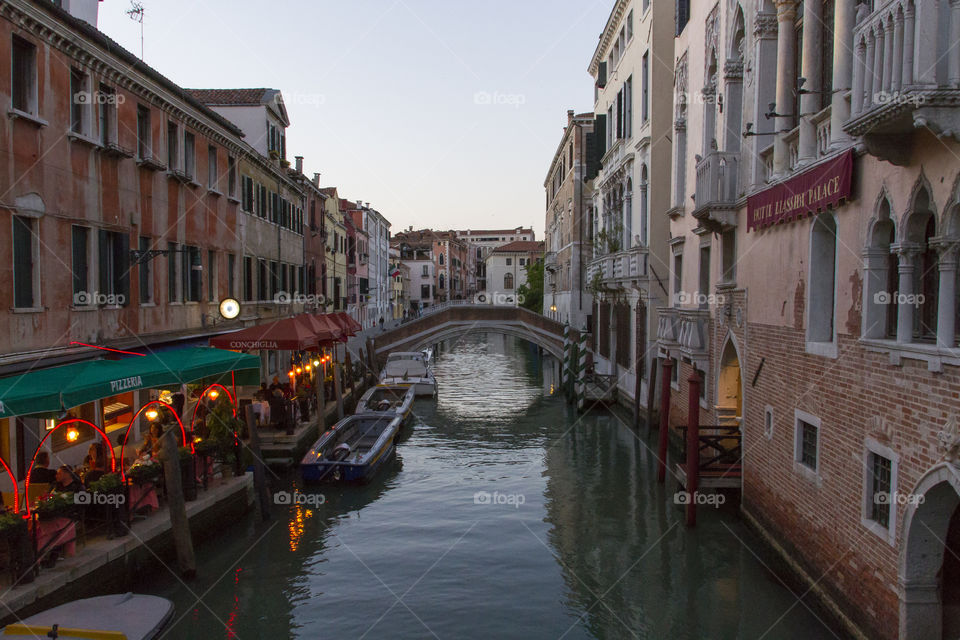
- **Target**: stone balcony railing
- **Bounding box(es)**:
[657,307,680,349]
[657,307,710,364]
[587,244,648,289]
[846,0,960,163]
[693,150,739,230]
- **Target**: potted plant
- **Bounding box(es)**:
[87,472,127,537]
[34,492,76,521]
[0,513,33,585]
[127,460,162,485]
[178,446,198,501]
[207,402,242,476]
[0,513,27,542]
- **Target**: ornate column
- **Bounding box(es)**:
[862,246,891,339]
[933,238,959,348]
[798,0,822,165]
[750,10,778,187]
[773,0,799,176]
[903,2,915,86]
[724,59,744,153]
[852,37,866,116]
[830,0,856,148]
[950,0,960,87]
[881,17,894,94]
[864,30,876,109]
[891,9,904,92]
[894,244,920,344]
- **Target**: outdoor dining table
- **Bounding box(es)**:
[127,481,159,513]
[34,516,76,558]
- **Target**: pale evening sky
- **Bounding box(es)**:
[97,0,613,238]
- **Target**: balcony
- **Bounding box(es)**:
[586,244,648,290]
[692,150,739,231]
[677,308,710,364]
[657,307,680,349]
[845,0,960,165]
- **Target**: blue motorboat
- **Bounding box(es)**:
[300,413,402,483]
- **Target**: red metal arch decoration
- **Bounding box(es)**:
[119,400,187,481]
[0,455,20,514]
[188,383,237,437]
[25,419,117,516]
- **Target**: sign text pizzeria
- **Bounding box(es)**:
[747,149,853,232]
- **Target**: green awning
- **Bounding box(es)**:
[0,347,261,418]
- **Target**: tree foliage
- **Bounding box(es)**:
[518,259,544,313]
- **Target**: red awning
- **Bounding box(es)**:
[299,314,344,345]
[209,316,320,351]
[334,312,361,335]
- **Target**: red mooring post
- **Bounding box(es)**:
[686,372,702,527]
[657,358,673,484]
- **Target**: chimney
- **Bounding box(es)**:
[295,156,303,173]
[61,0,100,27]
[312,173,321,187]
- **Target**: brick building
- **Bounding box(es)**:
[660,1,960,638]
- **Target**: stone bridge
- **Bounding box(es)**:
[372,304,568,362]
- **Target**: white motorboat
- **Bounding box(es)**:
[379,352,436,397]
[2,593,173,639]
[355,384,416,424]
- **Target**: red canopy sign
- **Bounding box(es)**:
[747,149,854,232]
[209,316,319,351]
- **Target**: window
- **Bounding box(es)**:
[227,254,236,298]
[181,246,201,302]
[207,145,218,190]
[242,176,254,212]
[808,214,837,347]
[671,357,679,385]
[673,253,683,298]
[764,406,774,439]
[183,132,196,179]
[625,76,633,138]
[438,253,444,266]
[867,452,892,529]
[257,260,267,301]
[70,68,89,135]
[167,122,178,170]
[228,156,237,198]
[98,84,116,146]
[628,9,635,36]
[207,250,217,302]
[136,105,151,160]
[422,265,429,276]
[794,412,820,473]
[12,216,36,308]
[137,104,153,160]
[270,261,279,298]
[167,241,180,303]
[421,284,431,299]
[675,0,690,36]
[506,257,512,266]
[72,226,89,302]
[642,53,650,123]
[914,215,939,342]
[98,230,130,306]
[698,246,710,307]
[504,273,514,290]
[607,105,614,149]
[243,256,253,301]
[138,237,152,303]
[11,36,38,115]
[721,230,736,283]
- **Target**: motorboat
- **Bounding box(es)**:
[2,593,173,639]
[355,384,416,425]
[379,351,436,397]
[300,413,402,483]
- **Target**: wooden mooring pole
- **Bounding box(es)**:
[159,429,195,578]
[656,358,673,484]
[685,372,701,527]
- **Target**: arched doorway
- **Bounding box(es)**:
[717,336,742,425]
[900,463,960,639]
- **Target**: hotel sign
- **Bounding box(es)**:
[747,149,854,232]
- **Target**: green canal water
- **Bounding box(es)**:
[142,334,840,639]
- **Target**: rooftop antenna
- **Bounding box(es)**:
[126,1,145,59]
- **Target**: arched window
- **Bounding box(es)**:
[639,165,648,245]
[624,179,633,249]
[504,273,514,290]
[863,196,897,339]
[439,273,445,290]
[808,212,837,345]
[438,253,444,266]
[913,216,939,342]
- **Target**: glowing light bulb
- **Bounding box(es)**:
[305,364,312,372]
[66,428,80,442]
[296,367,302,374]
[312,360,320,367]
[208,389,220,400]
[145,408,159,421]
[288,370,295,378]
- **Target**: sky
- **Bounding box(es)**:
[97,0,614,238]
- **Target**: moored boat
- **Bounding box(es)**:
[2,593,173,639]
[379,351,436,397]
[355,384,416,425]
[300,414,402,483]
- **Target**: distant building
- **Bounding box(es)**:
[485,241,544,304]
[392,231,436,311]
[455,227,535,292]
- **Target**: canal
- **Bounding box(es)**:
[141,334,840,639]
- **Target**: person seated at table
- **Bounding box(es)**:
[84,442,107,472]
[30,451,58,484]
[138,423,164,458]
[53,465,82,494]
[256,383,269,401]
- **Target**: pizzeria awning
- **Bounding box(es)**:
[0,347,261,418]
[208,316,320,351]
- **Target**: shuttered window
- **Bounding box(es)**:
[138,236,152,303]
[72,226,89,299]
[675,0,690,36]
[98,230,130,306]
[615,303,631,368]
[168,241,180,302]
[13,216,35,308]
